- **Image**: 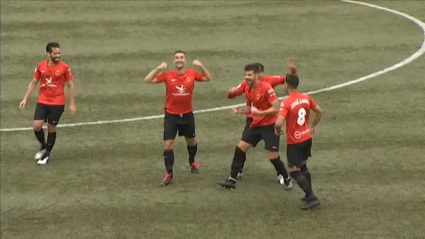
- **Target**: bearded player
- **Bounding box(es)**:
[218,64,291,190]
[226,59,297,182]
[19,42,76,165]
[275,74,322,210]
[144,50,212,186]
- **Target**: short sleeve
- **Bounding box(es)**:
[268,76,286,87]
[309,96,318,109]
[65,66,74,81]
[156,72,167,83]
[265,86,278,103]
[194,71,206,82]
[33,65,41,80]
[279,100,289,117]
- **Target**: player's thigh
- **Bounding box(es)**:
[163,113,179,141]
[241,127,262,148]
[47,105,65,126]
[261,125,280,152]
[241,117,253,137]
[286,143,306,169]
[33,103,48,122]
[179,112,196,139]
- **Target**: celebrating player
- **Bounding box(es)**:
[217,64,291,190]
[227,59,297,181]
[275,74,322,210]
[144,50,212,186]
[19,42,76,165]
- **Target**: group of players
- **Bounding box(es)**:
[20,43,322,210]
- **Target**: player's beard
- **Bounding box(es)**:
[50,56,60,63]
[175,62,184,70]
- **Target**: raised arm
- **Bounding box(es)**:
[144,62,167,84]
[227,81,246,99]
[193,60,212,82]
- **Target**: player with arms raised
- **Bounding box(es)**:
[275,75,322,210]
[218,64,291,190]
[19,42,76,165]
[227,59,297,181]
[144,50,212,186]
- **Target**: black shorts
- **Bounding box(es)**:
[163,111,196,140]
[33,103,65,125]
[241,124,279,152]
[241,117,253,137]
[287,138,312,168]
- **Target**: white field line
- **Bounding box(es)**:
[1,0,424,133]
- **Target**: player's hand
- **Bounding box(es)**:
[192,60,202,68]
[275,127,284,136]
[157,62,168,70]
[251,106,261,116]
[310,127,316,135]
[69,104,76,115]
[229,87,237,93]
[232,107,240,114]
[19,99,27,109]
[287,58,297,74]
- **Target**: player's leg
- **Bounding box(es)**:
[37,105,64,165]
[161,113,179,186]
[181,113,199,173]
[217,127,260,189]
[237,117,253,179]
[262,125,292,190]
[300,139,313,201]
[287,141,320,210]
[33,103,48,160]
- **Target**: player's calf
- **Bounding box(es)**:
[290,169,320,210]
[218,146,246,189]
[186,141,199,174]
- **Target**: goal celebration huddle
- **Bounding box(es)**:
[20,43,322,210]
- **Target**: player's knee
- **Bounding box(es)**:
[237,141,251,152]
[32,121,43,131]
[267,151,279,160]
[164,140,175,150]
[185,137,196,146]
[47,124,57,133]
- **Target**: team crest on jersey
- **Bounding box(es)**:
[256,94,261,100]
[186,77,191,81]
[55,70,61,76]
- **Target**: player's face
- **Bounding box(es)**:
[48,48,61,63]
[244,70,258,86]
[173,53,186,69]
[258,72,264,79]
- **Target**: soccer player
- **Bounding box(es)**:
[227,60,297,181]
[217,64,291,190]
[19,42,76,165]
[275,74,322,210]
[144,50,212,186]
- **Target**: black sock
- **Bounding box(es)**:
[270,156,289,179]
[300,164,312,188]
[163,149,174,176]
[34,129,47,148]
[46,132,57,155]
[291,171,315,199]
[230,147,246,180]
[187,143,197,165]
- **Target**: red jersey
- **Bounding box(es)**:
[245,80,278,128]
[227,75,286,118]
[279,92,318,144]
[33,60,73,105]
[156,69,206,115]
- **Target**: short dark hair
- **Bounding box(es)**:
[253,63,264,72]
[174,50,186,56]
[46,42,60,53]
[285,74,299,89]
[244,64,260,73]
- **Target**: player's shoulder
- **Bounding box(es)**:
[37,60,48,68]
[58,61,71,69]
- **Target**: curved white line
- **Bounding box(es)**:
[1,0,424,133]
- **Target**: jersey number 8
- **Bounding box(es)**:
[297,108,306,126]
